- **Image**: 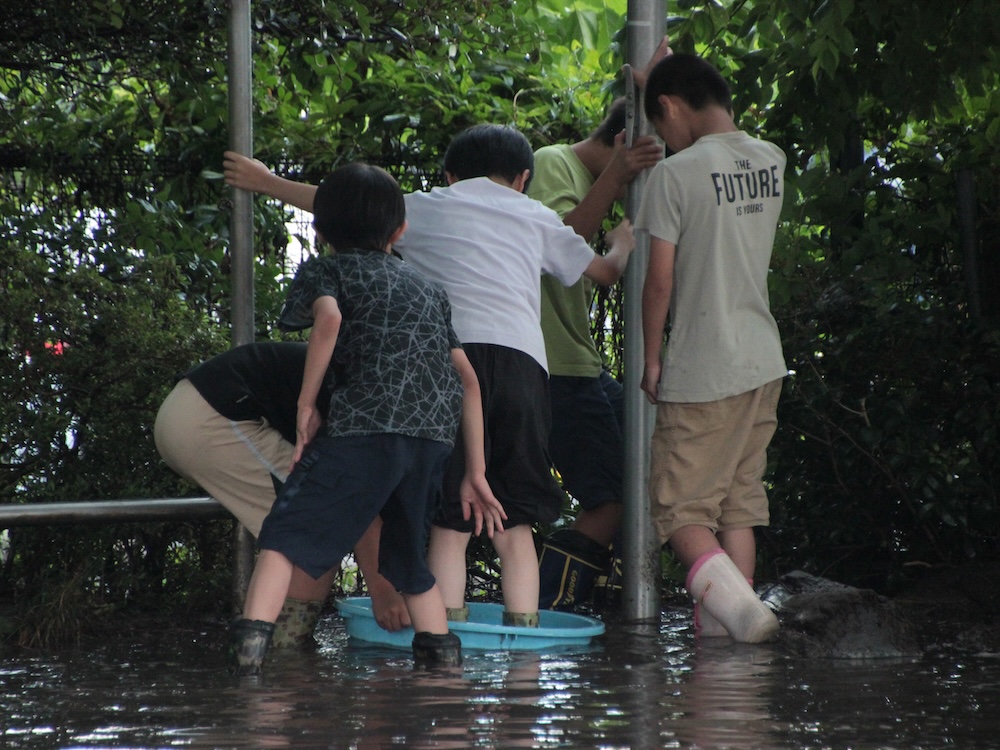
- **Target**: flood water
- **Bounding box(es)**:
[2,605,999,749]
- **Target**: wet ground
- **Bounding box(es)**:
[3,602,1000,749]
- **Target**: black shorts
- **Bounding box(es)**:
[258,433,450,594]
[548,371,624,510]
[435,344,564,532]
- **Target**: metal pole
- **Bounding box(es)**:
[0,498,227,528]
[227,0,256,610]
[621,0,665,622]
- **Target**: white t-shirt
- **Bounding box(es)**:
[396,177,596,372]
[636,131,788,402]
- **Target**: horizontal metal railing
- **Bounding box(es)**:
[0,497,230,528]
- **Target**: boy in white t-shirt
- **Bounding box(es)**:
[223,126,634,629]
[636,53,786,643]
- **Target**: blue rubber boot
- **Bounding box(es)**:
[538,529,611,610]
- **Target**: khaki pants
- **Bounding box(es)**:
[648,379,782,545]
[154,379,294,537]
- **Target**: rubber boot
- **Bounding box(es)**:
[446,606,469,623]
[228,618,276,676]
[592,552,623,610]
[271,597,323,649]
[695,576,756,638]
[412,631,462,666]
[686,550,779,644]
[503,611,539,628]
[694,602,729,638]
[538,529,611,610]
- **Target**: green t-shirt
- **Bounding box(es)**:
[528,144,604,377]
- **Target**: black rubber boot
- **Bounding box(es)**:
[412,631,462,667]
[592,551,624,610]
[228,618,275,677]
[538,529,611,610]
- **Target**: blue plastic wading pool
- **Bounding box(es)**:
[335,597,605,651]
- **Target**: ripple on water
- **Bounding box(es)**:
[2,608,1000,749]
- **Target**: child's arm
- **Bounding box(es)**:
[640,236,676,404]
[582,218,636,286]
[563,133,662,243]
[451,347,507,537]
[223,151,319,213]
[353,517,411,632]
[629,35,673,90]
[293,295,341,468]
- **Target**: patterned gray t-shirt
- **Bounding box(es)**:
[278,250,464,446]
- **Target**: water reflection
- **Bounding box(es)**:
[2,607,999,749]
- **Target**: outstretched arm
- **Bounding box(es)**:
[563,132,663,243]
[451,348,506,537]
[630,35,673,90]
[223,151,319,213]
[353,517,411,632]
[582,218,636,286]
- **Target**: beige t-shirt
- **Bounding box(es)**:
[636,131,788,402]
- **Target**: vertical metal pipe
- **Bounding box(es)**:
[227,0,256,610]
[621,0,665,622]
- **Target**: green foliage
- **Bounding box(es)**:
[2,0,999,635]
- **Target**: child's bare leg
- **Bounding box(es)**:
[401,585,449,635]
[717,527,756,580]
[287,565,336,601]
[493,524,539,622]
[572,502,623,547]
[230,549,294,675]
[668,524,721,568]
[427,525,471,611]
[242,549,294,622]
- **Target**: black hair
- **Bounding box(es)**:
[312,163,405,253]
[589,97,627,146]
[443,124,534,183]
[643,53,732,121]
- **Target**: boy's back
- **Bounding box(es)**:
[397,176,595,373]
[280,250,463,444]
[638,131,786,403]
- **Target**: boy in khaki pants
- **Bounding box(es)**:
[638,53,786,642]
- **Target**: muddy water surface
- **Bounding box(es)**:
[2,607,999,749]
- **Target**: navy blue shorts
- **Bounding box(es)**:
[548,371,624,510]
[436,344,565,532]
[258,433,450,594]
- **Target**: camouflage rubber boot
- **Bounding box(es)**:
[412,631,462,666]
[502,611,539,628]
[271,597,323,649]
[446,606,470,622]
[228,618,275,677]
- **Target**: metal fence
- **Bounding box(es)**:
[0,497,228,528]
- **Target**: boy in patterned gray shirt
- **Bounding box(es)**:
[228,163,505,676]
